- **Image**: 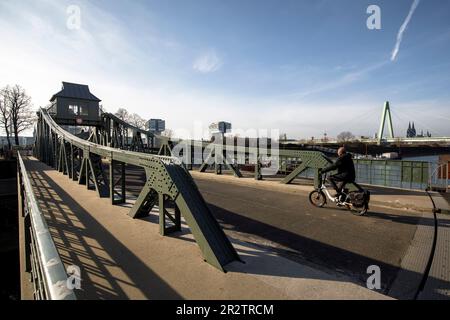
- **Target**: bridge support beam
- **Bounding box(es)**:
[128,170,182,237]
[128,183,158,219]
[281,161,310,185]
[109,160,126,205]
[78,154,109,198]
[34,108,240,272]
[254,146,262,181]
[127,164,241,272]
[199,147,243,178]
[100,113,155,153]
[158,193,182,236]
[280,152,333,188]
[158,137,173,156]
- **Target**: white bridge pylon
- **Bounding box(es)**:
[377,101,395,145]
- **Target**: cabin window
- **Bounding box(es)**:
[79,104,88,116]
[68,105,79,115]
[68,104,88,116]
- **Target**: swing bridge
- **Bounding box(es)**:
[14,83,450,300]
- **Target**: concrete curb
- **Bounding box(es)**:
[429,193,450,215]
[388,210,435,299]
[419,213,450,300]
[370,200,431,213]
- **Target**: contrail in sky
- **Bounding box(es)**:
[391,0,421,61]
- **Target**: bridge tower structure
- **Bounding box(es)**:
[48,82,102,127]
[377,101,395,145]
[47,82,159,153]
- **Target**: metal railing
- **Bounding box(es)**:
[17,152,76,300]
[354,159,430,190]
[428,162,449,191]
[177,140,446,192]
[288,158,433,191]
[35,107,240,272]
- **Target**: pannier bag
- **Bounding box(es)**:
[349,190,370,207]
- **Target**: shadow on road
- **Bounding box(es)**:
[206,203,450,299]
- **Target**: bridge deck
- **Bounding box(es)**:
[125,166,430,292]
[192,173,426,284]
[23,156,428,300]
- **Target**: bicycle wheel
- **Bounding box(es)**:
[350,203,368,216]
[309,190,326,208]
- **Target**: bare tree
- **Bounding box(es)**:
[0,88,12,150]
[128,113,147,129]
[337,131,355,143]
[162,129,174,139]
[115,108,129,122]
[3,85,34,146]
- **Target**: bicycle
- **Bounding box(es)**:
[308,173,370,216]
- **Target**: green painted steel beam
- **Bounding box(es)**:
[280,151,333,186]
[199,146,243,177]
[35,108,240,272]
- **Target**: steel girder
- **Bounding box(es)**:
[199,145,243,178]
[34,109,240,272]
[97,113,177,158]
[99,113,155,153]
[109,160,126,205]
[157,136,173,156]
[193,141,333,186]
[280,151,333,187]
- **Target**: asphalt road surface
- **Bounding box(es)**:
[121,165,423,294]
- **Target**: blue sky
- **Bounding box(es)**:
[1,0,449,139]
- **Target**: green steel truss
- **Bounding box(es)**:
[199,145,243,177]
[97,112,173,156]
[34,108,240,272]
[99,112,155,153]
[279,150,332,186]
[116,133,341,189]
[194,143,334,187]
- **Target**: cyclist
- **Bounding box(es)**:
[319,147,356,202]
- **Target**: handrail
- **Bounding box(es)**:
[40,108,181,166]
[102,112,156,137]
[36,108,240,272]
[17,152,76,300]
[102,112,178,144]
[428,162,449,190]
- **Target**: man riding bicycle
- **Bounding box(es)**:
[319,147,356,201]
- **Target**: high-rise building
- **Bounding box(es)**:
[209,122,232,135]
[146,119,166,134]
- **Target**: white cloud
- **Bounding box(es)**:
[193,49,223,73]
[283,61,388,100]
[391,0,421,62]
[1,0,449,139]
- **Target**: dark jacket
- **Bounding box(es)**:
[322,153,356,182]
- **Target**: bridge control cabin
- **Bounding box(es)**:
[47,82,102,126]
